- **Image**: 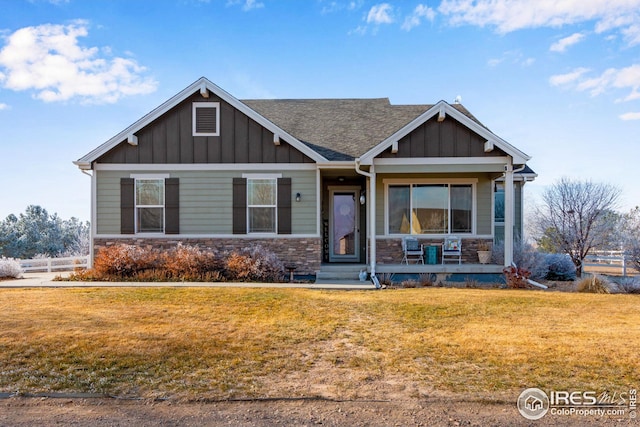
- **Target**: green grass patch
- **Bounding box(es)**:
[0,287,637,400]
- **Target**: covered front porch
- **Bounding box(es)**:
[314,262,505,285]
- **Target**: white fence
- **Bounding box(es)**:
[584,251,634,277]
[19,256,90,273]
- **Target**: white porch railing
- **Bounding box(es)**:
[19,256,90,273]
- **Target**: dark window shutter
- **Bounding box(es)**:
[277,177,292,235]
[232,177,247,234]
[165,178,179,234]
[120,178,135,234]
[195,106,217,134]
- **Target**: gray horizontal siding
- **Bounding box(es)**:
[96,169,317,235]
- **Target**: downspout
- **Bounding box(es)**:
[355,159,379,287]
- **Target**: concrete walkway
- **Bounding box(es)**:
[0,272,377,290]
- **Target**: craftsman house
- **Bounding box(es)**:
[75,77,535,278]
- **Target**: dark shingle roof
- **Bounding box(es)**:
[242,99,416,160]
[242,98,487,161]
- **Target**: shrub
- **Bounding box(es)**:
[545,253,577,281]
[400,279,419,288]
[224,245,284,282]
[418,273,436,287]
[503,265,531,289]
[93,244,160,278]
[492,239,547,280]
[0,258,23,279]
[378,273,394,287]
[162,244,223,281]
[615,277,640,294]
[576,275,612,294]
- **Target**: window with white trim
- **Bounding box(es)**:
[247,178,277,233]
[192,102,220,136]
[388,183,473,234]
[136,179,165,233]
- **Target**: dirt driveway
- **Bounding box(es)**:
[1,396,635,426]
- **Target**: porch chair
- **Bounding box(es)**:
[442,236,462,264]
[402,236,424,264]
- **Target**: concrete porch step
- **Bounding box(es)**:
[315,264,368,281]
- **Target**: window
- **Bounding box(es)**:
[247,178,277,233]
[388,183,473,234]
[494,182,505,223]
[192,102,220,136]
[136,179,164,233]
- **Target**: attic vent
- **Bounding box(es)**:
[192,102,220,136]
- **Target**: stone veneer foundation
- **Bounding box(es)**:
[93,237,322,275]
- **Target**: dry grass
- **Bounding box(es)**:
[0,287,638,401]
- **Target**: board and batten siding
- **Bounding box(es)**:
[373,173,496,236]
[96,169,317,235]
[377,115,506,159]
[96,93,314,165]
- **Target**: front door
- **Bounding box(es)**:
[329,188,359,262]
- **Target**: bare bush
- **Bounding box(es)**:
[0,257,23,279]
[224,245,284,282]
[93,244,160,278]
[576,275,612,294]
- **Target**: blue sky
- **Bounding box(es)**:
[1,0,639,221]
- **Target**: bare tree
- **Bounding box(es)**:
[533,178,621,277]
[620,207,640,272]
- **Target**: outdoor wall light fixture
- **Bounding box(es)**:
[359,192,366,205]
[296,192,301,202]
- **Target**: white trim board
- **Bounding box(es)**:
[94,163,318,171]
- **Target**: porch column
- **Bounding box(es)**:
[504,163,514,267]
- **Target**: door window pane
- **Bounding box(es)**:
[333,193,356,256]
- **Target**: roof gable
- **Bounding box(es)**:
[358,101,531,165]
[75,77,327,169]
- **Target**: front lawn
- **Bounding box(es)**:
[0,287,637,400]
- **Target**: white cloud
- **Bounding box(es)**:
[0,22,157,104]
[321,1,363,14]
[439,0,640,46]
[226,0,264,11]
[0,102,9,110]
[242,0,264,11]
[549,67,590,86]
[488,50,535,68]
[620,111,640,120]
[550,65,640,103]
[401,4,436,31]
[550,32,586,52]
[367,3,394,25]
